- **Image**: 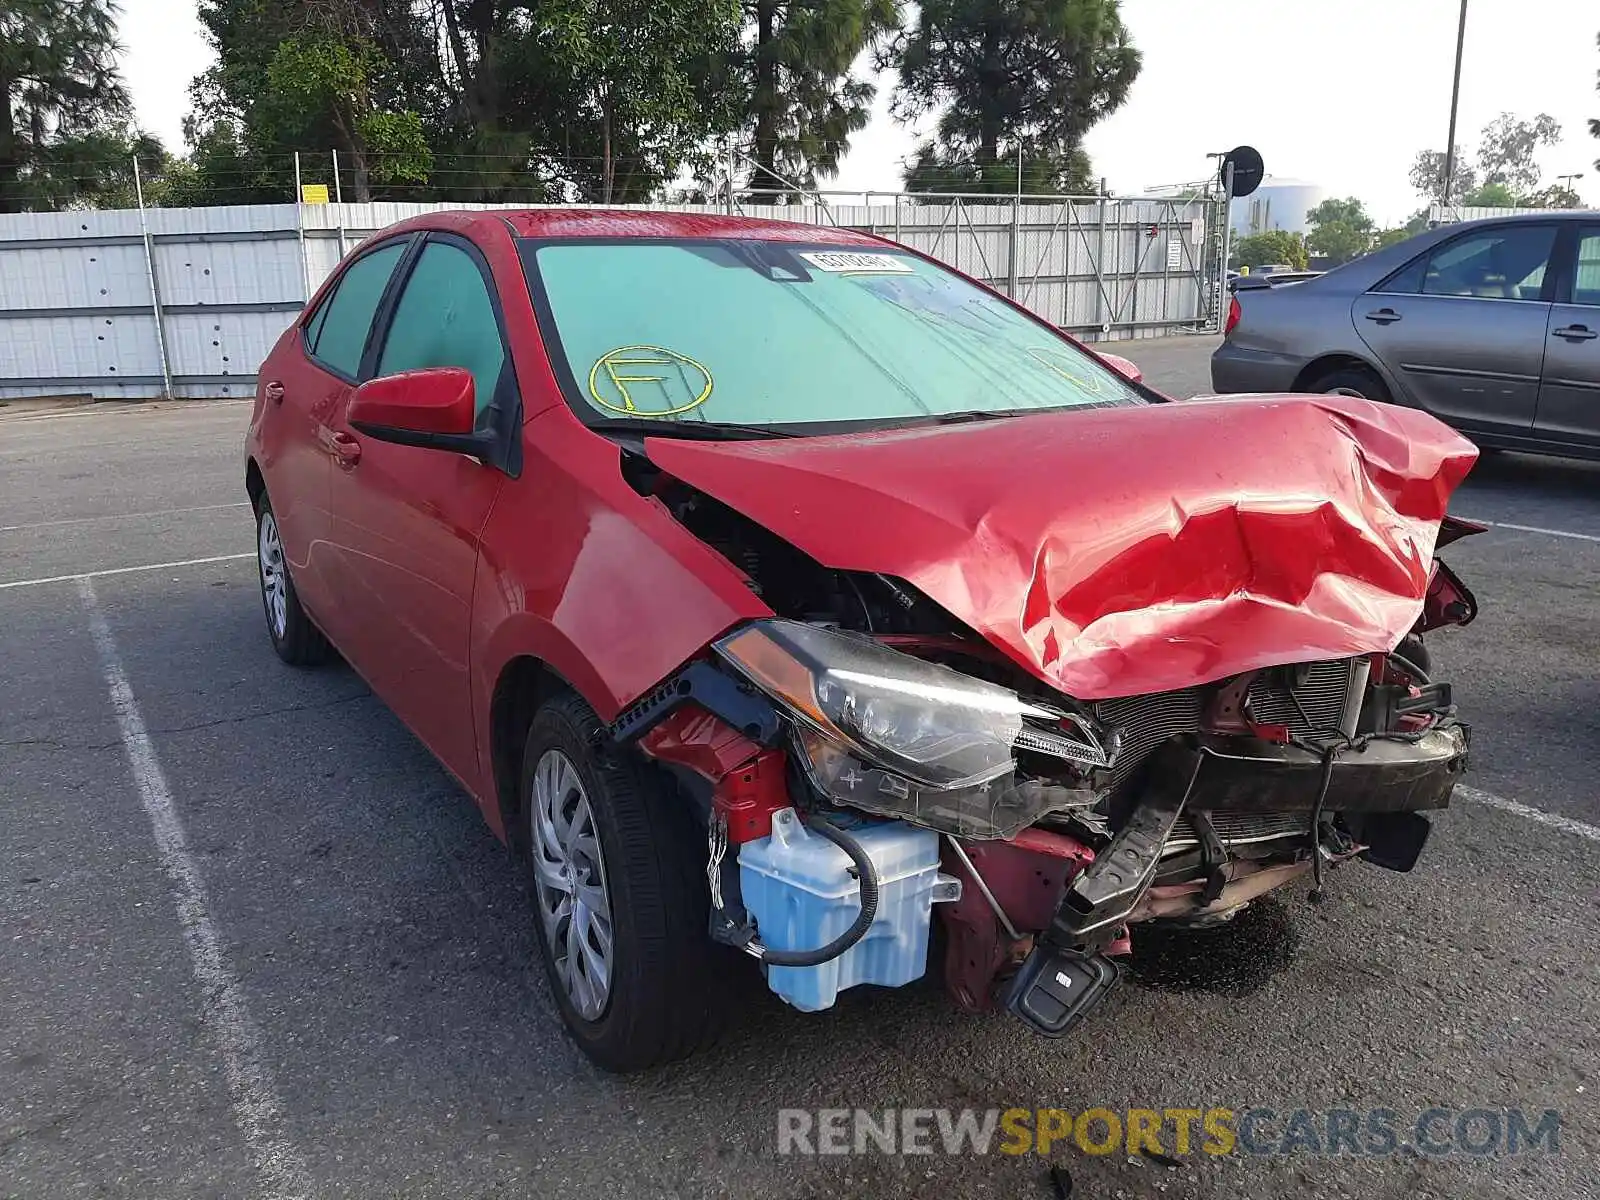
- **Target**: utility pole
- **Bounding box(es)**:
[132,154,173,401]
[1441,0,1469,205]
[1008,142,1023,296]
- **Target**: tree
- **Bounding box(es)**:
[190,0,743,205]
[1304,196,1375,266]
[1476,111,1561,193]
[729,0,897,196]
[192,1,433,203]
[22,127,174,209]
[157,121,292,206]
[0,0,134,211]
[1374,209,1432,250]
[1458,181,1518,208]
[1590,31,1598,169]
[901,141,1095,195]
[1407,147,1476,203]
[1521,183,1583,209]
[419,0,588,201]
[1410,112,1566,208]
[548,0,740,203]
[262,31,432,200]
[1232,229,1307,271]
[890,0,1140,196]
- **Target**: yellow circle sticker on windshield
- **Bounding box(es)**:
[588,346,713,417]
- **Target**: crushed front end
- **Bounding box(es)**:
[616,567,1473,1039]
[609,393,1482,1038]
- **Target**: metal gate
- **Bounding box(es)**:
[0,189,1222,401]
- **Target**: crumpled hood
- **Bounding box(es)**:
[645,395,1478,700]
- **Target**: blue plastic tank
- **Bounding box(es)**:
[737,808,955,1012]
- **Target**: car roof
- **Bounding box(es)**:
[1282,208,1595,293]
[496,208,886,245]
[1440,210,1596,228]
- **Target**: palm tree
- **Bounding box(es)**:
[0,0,131,211]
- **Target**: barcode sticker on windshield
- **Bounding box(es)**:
[798,251,915,274]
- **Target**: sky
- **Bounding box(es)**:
[122,0,1599,226]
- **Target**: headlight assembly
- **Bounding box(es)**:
[714,620,1112,838]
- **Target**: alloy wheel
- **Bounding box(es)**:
[530,749,615,1020]
[257,511,288,639]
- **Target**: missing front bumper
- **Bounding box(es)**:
[1045,726,1468,947]
[1174,725,1469,814]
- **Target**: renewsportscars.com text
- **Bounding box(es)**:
[776,1106,1562,1158]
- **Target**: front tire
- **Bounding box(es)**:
[254,494,330,666]
[521,692,725,1072]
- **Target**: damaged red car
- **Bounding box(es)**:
[245,210,1481,1072]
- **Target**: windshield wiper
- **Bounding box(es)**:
[588,416,797,441]
[921,409,1029,426]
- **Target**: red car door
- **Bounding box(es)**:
[265,240,410,622]
[321,233,512,786]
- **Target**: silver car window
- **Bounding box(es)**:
[1573,230,1600,307]
[1419,226,1557,301]
[1375,225,1558,301]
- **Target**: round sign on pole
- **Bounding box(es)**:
[1220,146,1264,198]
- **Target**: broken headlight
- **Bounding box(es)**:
[714,620,1108,838]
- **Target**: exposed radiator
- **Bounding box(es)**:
[1246,659,1362,738]
[1165,811,1312,854]
[1092,658,1360,792]
[1093,686,1204,790]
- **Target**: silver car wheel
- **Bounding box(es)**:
[257,511,288,639]
[530,749,614,1021]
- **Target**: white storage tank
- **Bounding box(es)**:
[1230,177,1329,237]
[738,808,958,1012]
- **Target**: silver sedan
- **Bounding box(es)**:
[1211,213,1600,458]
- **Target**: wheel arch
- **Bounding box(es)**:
[1292,353,1393,399]
[245,457,266,510]
[488,654,570,853]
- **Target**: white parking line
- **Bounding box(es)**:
[1455,785,1600,843]
[0,553,252,591]
[1462,518,1600,545]
[78,576,311,1200]
[0,502,249,534]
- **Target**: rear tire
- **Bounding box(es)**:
[1305,365,1390,402]
[520,691,726,1072]
[254,494,331,667]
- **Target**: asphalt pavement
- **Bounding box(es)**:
[2,346,1597,1199]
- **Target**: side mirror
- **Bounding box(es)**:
[349,367,476,437]
[1097,352,1143,385]
[348,366,502,460]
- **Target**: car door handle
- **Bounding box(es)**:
[264,380,285,405]
[1553,324,1598,342]
[1364,308,1402,325]
[319,427,362,466]
[328,431,362,467]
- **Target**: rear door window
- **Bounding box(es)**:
[305,242,407,379]
[1571,229,1600,307]
[376,240,507,416]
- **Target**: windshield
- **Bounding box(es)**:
[521,238,1145,432]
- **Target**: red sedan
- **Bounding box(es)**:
[246,210,1481,1072]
